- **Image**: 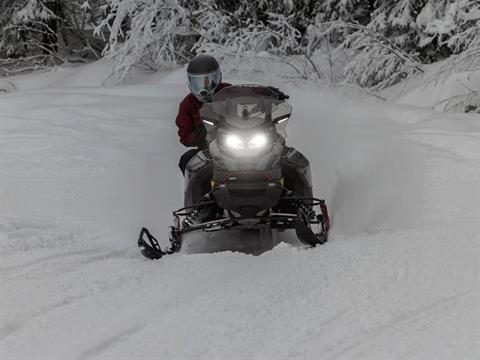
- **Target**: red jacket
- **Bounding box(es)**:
[176,83,231,147]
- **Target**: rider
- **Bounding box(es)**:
[176,54,230,175]
[176,54,288,174]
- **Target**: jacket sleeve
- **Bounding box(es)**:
[175,99,198,147]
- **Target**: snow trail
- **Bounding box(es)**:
[1,66,479,359]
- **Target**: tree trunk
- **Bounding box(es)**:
[42,0,60,54]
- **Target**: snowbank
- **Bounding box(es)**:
[388,62,480,113]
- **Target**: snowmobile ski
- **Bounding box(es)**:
[138,227,181,260]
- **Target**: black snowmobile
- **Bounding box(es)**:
[139,85,330,259]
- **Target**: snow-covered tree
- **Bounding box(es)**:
[416,0,479,54]
[59,0,107,59]
[0,0,54,55]
[98,0,314,80]
[316,0,372,24]
[0,0,58,75]
[340,22,425,89]
[97,0,197,80]
[0,0,106,76]
[325,1,444,89]
[425,0,480,112]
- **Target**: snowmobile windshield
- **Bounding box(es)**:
[200,85,292,131]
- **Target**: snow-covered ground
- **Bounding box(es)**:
[1,64,479,359]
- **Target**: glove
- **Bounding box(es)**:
[194,124,208,149]
[266,86,289,100]
[195,124,206,139]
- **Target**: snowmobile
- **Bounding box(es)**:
[138,85,330,259]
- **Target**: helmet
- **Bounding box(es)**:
[187,54,221,103]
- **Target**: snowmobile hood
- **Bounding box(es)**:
[200,85,292,131]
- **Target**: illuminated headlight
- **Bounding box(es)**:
[248,134,268,149]
[225,134,245,150]
[223,132,270,153]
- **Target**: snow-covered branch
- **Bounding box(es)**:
[96,0,194,80]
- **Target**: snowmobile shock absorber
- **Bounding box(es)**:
[182,208,201,228]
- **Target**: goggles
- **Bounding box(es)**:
[188,70,221,98]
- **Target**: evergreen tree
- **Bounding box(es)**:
[0,0,106,76]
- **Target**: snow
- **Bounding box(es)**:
[14,0,52,23]
[1,64,479,359]
[382,59,479,113]
[416,2,435,29]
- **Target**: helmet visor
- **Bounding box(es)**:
[188,71,221,96]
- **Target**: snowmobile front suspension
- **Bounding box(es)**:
[173,196,330,244]
[138,196,330,260]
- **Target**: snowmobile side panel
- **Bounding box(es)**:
[281,148,313,198]
[184,151,213,207]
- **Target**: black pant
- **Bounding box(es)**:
[179,149,199,175]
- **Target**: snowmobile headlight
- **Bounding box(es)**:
[225,134,245,150]
[223,132,271,155]
[248,133,268,150]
